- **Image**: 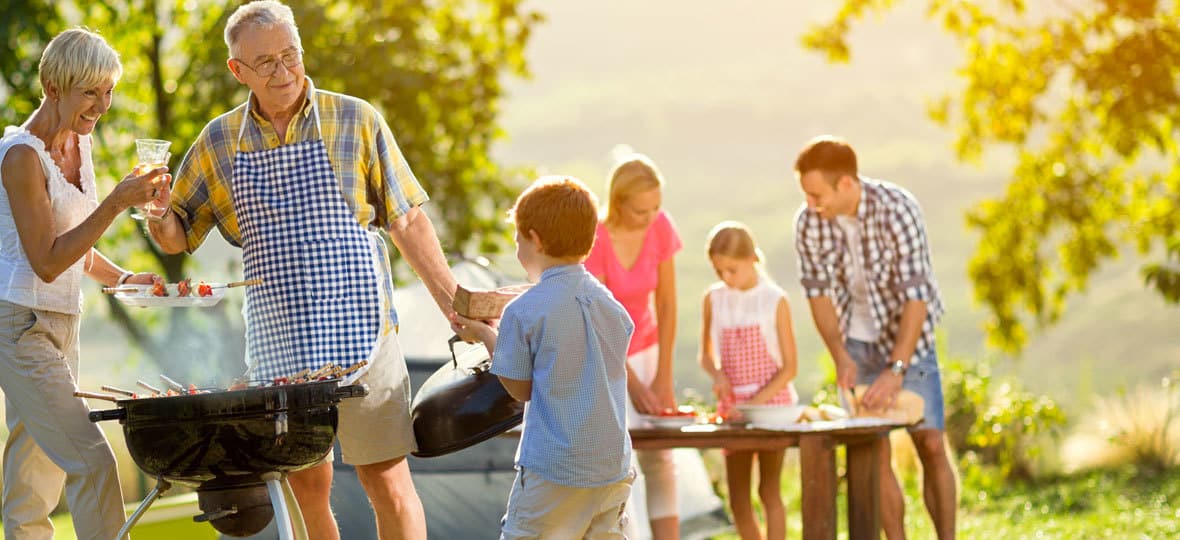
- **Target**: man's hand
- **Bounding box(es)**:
[860,371,903,410]
[834,354,859,390]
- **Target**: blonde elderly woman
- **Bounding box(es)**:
[146,1,459,538]
[0,28,168,539]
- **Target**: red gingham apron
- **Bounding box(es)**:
[717,324,797,417]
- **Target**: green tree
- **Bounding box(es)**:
[803,1,1180,351]
[0,0,540,379]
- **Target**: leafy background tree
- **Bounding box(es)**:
[0,0,540,380]
[803,0,1180,351]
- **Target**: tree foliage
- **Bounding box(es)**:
[803,1,1180,352]
[0,0,539,379]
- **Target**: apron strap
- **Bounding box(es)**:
[236,77,323,150]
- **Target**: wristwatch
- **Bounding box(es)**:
[889,359,908,376]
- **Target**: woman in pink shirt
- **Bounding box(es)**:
[584,153,682,540]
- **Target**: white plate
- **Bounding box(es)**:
[114,283,226,308]
[640,415,696,429]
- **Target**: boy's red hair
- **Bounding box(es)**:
[512,175,599,258]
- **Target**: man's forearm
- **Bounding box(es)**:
[807,296,848,363]
[147,210,188,254]
[888,299,926,364]
[388,207,457,316]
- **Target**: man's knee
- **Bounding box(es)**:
[910,430,950,464]
[356,457,416,505]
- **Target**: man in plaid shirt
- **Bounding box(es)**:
[793,136,957,539]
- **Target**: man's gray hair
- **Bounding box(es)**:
[224,0,302,59]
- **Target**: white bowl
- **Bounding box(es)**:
[735,404,806,425]
[640,414,696,429]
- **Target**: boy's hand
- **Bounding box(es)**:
[449,312,496,345]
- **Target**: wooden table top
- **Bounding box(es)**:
[628,419,909,450]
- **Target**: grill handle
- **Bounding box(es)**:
[336,384,369,400]
[88,408,126,422]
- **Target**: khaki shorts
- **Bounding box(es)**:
[501,468,635,540]
[332,328,417,465]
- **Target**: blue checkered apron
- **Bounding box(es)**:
[230,91,381,382]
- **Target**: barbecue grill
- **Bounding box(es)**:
[89,378,367,539]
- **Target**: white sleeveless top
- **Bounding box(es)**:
[708,276,788,367]
[0,126,99,314]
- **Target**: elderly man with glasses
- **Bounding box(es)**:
[146,1,458,538]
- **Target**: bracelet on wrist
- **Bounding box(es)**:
[116,271,134,287]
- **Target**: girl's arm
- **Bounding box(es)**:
[652,255,677,407]
[749,297,799,404]
[699,291,731,400]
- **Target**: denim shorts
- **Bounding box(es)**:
[846,339,946,432]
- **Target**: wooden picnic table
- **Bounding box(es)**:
[629,419,908,540]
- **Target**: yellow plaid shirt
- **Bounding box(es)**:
[170,78,425,332]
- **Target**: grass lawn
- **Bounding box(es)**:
[704,449,1180,539]
[24,492,218,539]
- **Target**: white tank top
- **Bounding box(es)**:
[0,126,99,314]
[708,276,787,367]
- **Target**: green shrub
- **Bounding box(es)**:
[943,359,1068,481]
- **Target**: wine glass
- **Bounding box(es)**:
[130,138,172,221]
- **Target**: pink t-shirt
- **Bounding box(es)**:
[584,210,682,355]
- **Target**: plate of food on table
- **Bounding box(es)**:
[104,278,262,308]
[640,405,699,429]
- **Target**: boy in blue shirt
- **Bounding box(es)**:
[452,175,636,539]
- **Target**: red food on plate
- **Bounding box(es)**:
[151,281,168,297]
[177,278,192,297]
[196,281,213,297]
[657,406,695,417]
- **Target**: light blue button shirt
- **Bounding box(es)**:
[490,264,634,487]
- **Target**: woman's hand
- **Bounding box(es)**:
[628,374,663,415]
[110,166,168,211]
[652,373,676,408]
[124,272,163,287]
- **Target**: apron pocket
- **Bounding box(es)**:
[300,236,377,301]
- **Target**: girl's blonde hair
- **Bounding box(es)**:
[603,152,664,225]
[39,28,122,98]
[706,221,764,262]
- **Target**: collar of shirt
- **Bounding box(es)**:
[855,175,880,222]
[246,76,317,138]
[539,263,583,282]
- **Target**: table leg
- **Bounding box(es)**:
[846,435,884,540]
[800,434,837,540]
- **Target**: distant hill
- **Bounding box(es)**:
[489,1,1179,410]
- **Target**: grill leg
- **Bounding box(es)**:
[118,477,171,539]
[263,472,308,540]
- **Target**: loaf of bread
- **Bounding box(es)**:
[851,384,924,424]
[452,284,533,319]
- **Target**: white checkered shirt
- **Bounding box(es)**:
[794,177,944,365]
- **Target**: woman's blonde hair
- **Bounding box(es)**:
[603,153,664,225]
[224,0,303,59]
[39,28,122,98]
[706,221,764,262]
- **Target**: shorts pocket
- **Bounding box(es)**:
[1,303,37,346]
